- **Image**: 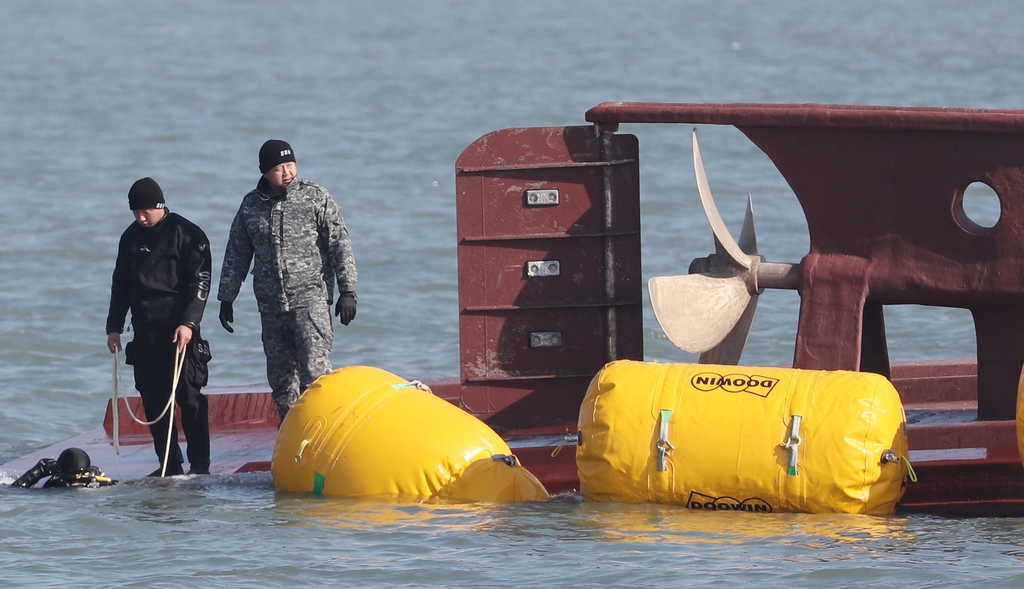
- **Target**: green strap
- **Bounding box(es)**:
[784,415,803,477]
[313,472,325,497]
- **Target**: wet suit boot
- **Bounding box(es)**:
[148,462,185,477]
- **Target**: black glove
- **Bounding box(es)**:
[335,291,357,326]
[219,301,234,333]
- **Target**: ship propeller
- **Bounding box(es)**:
[649,129,800,364]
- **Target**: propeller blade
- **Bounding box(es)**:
[714,193,758,266]
[693,129,751,269]
[698,295,758,365]
[738,193,757,256]
[700,196,758,363]
[650,135,786,359]
[649,274,752,353]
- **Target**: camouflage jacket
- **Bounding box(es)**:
[217,176,357,313]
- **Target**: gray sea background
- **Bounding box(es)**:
[3,1,1024,587]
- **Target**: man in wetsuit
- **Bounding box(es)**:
[105,177,213,476]
[11,448,116,488]
[217,140,358,422]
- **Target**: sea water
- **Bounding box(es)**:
[2,1,1024,586]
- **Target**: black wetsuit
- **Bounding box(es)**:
[11,458,116,488]
[11,449,117,488]
[105,211,212,474]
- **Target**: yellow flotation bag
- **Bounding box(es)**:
[272,365,548,502]
[577,361,908,514]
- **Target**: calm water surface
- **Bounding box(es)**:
[2,1,1024,586]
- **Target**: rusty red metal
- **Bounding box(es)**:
[447,103,1024,513]
[589,102,1024,420]
[584,102,1024,133]
[455,125,644,430]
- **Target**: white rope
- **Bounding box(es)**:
[160,346,186,477]
[119,359,174,428]
[112,350,124,481]
[111,341,186,478]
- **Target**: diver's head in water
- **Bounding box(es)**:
[56,448,91,476]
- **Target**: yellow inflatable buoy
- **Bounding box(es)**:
[577,360,908,514]
[271,365,548,502]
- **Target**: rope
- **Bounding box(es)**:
[112,351,124,481]
[160,346,186,477]
[116,354,174,428]
[901,453,918,483]
[111,340,187,478]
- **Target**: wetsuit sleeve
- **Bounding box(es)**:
[180,226,213,331]
[217,204,255,304]
[11,458,57,488]
[319,188,358,294]
[105,234,131,334]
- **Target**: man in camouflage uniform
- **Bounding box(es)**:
[217,140,358,422]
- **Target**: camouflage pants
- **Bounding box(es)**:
[260,303,334,421]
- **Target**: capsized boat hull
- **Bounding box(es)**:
[2,360,1020,515]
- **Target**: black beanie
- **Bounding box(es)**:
[259,139,296,173]
[127,177,165,210]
